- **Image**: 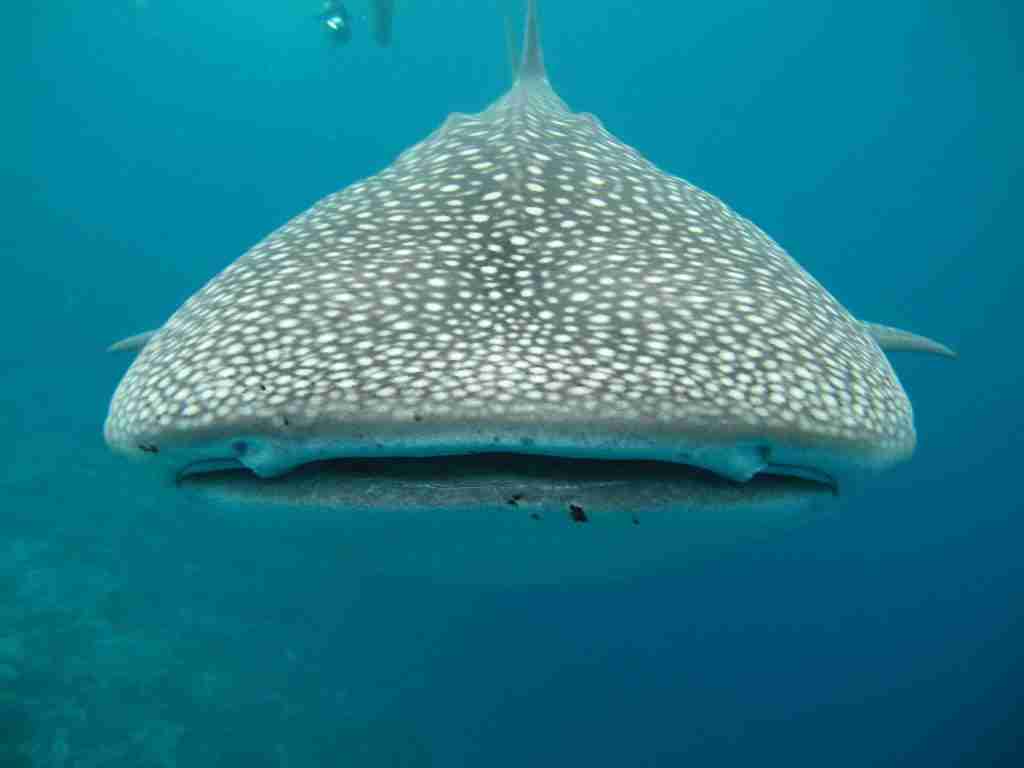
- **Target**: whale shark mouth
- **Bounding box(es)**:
[175,452,837,521]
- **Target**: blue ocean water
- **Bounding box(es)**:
[9,0,1023,765]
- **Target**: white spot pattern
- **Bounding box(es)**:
[105,78,914,462]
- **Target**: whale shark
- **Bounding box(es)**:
[104,1,952,562]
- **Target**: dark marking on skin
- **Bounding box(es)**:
[569,503,588,523]
[138,443,159,454]
[506,493,524,506]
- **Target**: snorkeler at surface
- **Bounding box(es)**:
[370,0,395,46]
[320,0,353,45]
[319,0,395,47]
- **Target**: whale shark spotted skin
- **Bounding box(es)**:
[104,1,951,521]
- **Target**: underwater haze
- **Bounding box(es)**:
[9,0,1023,765]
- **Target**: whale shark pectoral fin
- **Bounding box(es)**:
[108,330,158,354]
[862,322,957,359]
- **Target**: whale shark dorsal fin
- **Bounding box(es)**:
[863,322,957,358]
[108,330,157,354]
[517,0,546,82]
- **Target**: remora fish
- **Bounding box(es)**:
[105,1,952,574]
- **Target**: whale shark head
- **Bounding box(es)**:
[104,1,952,551]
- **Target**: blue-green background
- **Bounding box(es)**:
[7,1,1022,765]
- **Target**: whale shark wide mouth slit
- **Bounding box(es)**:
[175,452,838,512]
